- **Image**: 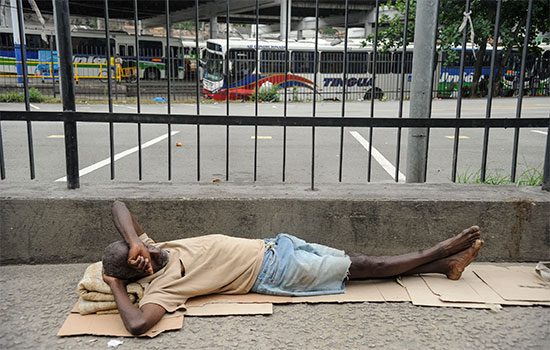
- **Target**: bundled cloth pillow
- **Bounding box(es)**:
[77,261,144,315]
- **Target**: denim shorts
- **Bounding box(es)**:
[250,233,351,296]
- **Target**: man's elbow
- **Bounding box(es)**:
[126,319,151,336]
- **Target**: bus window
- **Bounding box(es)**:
[72,37,115,56]
[25,34,49,50]
[368,52,393,74]
[229,49,256,82]
[347,52,368,74]
[0,33,14,49]
[139,40,162,57]
[260,50,287,73]
[292,51,315,73]
[393,52,413,74]
[321,51,343,73]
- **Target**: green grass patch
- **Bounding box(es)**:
[457,167,543,186]
[0,88,46,103]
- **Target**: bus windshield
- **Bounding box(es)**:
[205,51,224,81]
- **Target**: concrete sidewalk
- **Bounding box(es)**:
[1,263,548,350]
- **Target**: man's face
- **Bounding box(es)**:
[145,243,170,273]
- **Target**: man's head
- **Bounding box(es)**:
[102,241,169,280]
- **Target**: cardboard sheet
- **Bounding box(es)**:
[402,275,490,309]
[57,312,183,338]
[64,267,550,338]
[422,269,485,304]
[185,303,273,316]
[375,279,410,302]
[473,265,550,302]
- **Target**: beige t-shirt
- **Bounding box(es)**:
[137,233,266,312]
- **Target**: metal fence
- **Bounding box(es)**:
[0,0,548,190]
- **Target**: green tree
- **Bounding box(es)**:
[364,0,550,97]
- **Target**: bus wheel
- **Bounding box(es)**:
[364,87,384,100]
[144,68,160,80]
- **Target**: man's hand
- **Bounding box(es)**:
[102,269,128,287]
[128,243,153,275]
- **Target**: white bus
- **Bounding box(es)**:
[0,27,205,82]
[201,38,414,101]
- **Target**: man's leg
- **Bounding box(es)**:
[347,226,481,279]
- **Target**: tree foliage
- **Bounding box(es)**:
[364,0,550,97]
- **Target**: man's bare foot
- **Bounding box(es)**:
[437,226,481,257]
[445,239,483,280]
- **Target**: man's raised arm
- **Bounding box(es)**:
[112,201,153,275]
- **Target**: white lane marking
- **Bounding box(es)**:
[47,135,64,139]
[30,103,40,110]
[530,130,548,135]
[445,135,470,139]
[55,131,180,182]
[126,106,137,110]
[350,131,406,182]
[251,136,272,139]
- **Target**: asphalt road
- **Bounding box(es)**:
[1,263,549,350]
[0,97,548,185]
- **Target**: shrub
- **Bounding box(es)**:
[255,83,280,102]
[0,88,44,103]
[29,87,44,102]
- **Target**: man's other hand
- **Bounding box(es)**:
[102,269,128,287]
[128,244,153,275]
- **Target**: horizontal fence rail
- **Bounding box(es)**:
[1,111,548,129]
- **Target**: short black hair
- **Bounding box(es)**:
[102,240,144,281]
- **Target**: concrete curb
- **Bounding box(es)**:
[1,182,548,264]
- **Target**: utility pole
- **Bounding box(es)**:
[406,0,438,182]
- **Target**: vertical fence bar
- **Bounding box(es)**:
[166,0,172,113]
[394,0,410,182]
[510,0,533,182]
[311,0,320,191]
[481,0,502,183]
[104,0,115,180]
[49,35,56,98]
[423,0,440,182]
[0,122,4,179]
[165,0,172,181]
[16,0,35,179]
[133,0,142,180]
[53,0,79,189]
[195,0,201,181]
[254,0,259,181]
[542,128,550,191]
[451,0,470,183]
[282,0,290,182]
[225,0,230,181]
[338,0,349,182]
[367,0,380,182]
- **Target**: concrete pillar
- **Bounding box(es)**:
[10,0,24,83]
[406,0,438,183]
[210,16,218,39]
[280,0,291,40]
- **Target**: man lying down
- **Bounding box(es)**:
[102,201,484,335]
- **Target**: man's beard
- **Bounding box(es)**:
[154,249,170,272]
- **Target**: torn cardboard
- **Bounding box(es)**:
[57,312,183,338]
[402,275,490,309]
[473,265,550,302]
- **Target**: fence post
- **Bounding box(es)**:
[543,129,550,192]
[406,0,438,183]
[53,0,79,189]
